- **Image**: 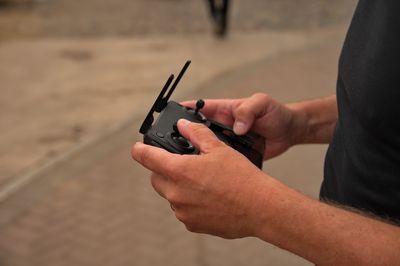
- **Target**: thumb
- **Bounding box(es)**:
[233,93,271,135]
[177,119,223,153]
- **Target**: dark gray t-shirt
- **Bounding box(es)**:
[321,0,400,220]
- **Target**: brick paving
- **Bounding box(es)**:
[0,38,343,265]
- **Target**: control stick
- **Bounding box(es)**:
[195,99,205,115]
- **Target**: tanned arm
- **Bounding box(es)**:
[252,176,400,265]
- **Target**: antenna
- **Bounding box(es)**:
[158,60,191,110]
[139,60,192,134]
[166,60,191,100]
[139,74,174,134]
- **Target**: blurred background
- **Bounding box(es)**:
[0,0,356,265]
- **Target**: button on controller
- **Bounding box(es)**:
[156,132,164,138]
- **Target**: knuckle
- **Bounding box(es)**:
[220,99,237,116]
[139,149,151,166]
[174,211,187,223]
[189,123,216,142]
[150,174,166,197]
[150,174,159,189]
[165,190,180,204]
[190,123,206,135]
[253,92,270,102]
[163,162,177,178]
[174,212,200,233]
[175,160,189,178]
[234,104,250,118]
[234,93,270,118]
[185,224,198,233]
[212,139,225,149]
[167,160,187,181]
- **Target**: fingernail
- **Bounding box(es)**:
[178,119,190,128]
[233,121,247,135]
[133,142,144,149]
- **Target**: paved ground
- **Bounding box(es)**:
[0,35,344,265]
[0,28,344,187]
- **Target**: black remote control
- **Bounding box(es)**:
[139,61,264,169]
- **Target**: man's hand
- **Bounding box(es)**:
[182,93,304,159]
[182,93,338,159]
[132,112,400,265]
[132,119,269,238]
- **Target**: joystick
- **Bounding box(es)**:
[139,60,265,169]
[187,99,207,122]
[195,99,205,114]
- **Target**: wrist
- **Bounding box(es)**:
[286,103,310,145]
[244,173,282,238]
[247,175,314,252]
[286,96,338,144]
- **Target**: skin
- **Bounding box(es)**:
[131,93,400,265]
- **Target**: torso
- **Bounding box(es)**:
[322,0,400,220]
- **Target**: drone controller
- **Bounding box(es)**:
[139,61,264,169]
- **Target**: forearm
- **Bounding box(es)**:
[287,95,338,144]
[250,176,400,265]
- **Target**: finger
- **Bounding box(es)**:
[150,172,169,199]
[180,99,239,126]
[233,93,272,135]
[179,100,197,109]
[131,142,181,175]
[177,119,223,153]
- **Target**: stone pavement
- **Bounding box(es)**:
[0,29,322,185]
[0,29,345,265]
[0,27,343,189]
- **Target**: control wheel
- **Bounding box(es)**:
[167,132,195,153]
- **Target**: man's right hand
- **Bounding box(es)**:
[181,93,309,160]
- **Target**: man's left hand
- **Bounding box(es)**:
[131,119,269,239]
